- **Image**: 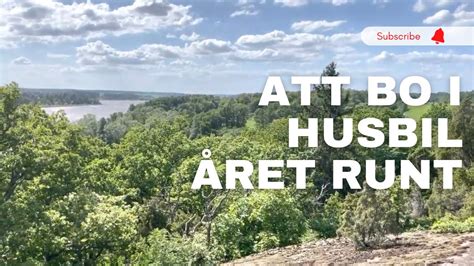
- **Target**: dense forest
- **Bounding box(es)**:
[1,63,473,264]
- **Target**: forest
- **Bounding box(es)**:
[20,88,101,106]
[1,63,473,264]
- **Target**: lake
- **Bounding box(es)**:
[43,100,145,122]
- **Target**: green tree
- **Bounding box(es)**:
[451,96,474,165]
[427,167,473,219]
[132,229,212,265]
[338,183,410,248]
[311,192,344,238]
[77,114,99,137]
[214,190,306,260]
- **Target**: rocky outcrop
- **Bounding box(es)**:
[224,232,473,265]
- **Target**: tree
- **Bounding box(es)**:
[311,192,344,238]
[112,118,192,201]
[213,190,306,260]
[427,167,473,219]
[0,83,139,264]
[302,63,354,198]
[169,134,276,247]
[338,183,410,248]
[451,96,474,166]
[27,192,139,264]
[0,82,21,149]
[77,114,99,136]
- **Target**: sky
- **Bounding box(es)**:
[0,0,473,94]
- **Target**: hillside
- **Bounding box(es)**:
[404,104,432,120]
[225,232,473,265]
[2,71,473,264]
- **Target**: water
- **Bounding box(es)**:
[43,100,145,122]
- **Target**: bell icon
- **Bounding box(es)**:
[431,28,444,44]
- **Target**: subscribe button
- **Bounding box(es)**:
[361,27,474,46]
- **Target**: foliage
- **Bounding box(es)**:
[132,229,213,265]
[427,167,473,220]
[19,88,100,106]
[451,96,474,165]
[213,190,306,260]
[407,216,435,231]
[310,192,344,238]
[431,215,474,233]
[338,183,411,248]
[1,63,473,264]
[404,104,432,120]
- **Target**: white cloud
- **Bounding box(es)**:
[413,0,455,13]
[233,0,263,18]
[170,59,196,66]
[76,40,182,65]
[180,32,201,42]
[403,51,474,62]
[334,51,370,61]
[368,51,395,62]
[12,56,32,65]
[369,50,474,63]
[76,29,360,66]
[451,4,474,25]
[423,4,474,26]
[236,30,359,50]
[372,0,390,5]
[423,9,452,24]
[186,39,233,55]
[236,30,286,48]
[435,0,454,7]
[323,0,355,6]
[230,8,259,17]
[232,48,281,61]
[76,38,233,65]
[46,53,70,59]
[238,0,266,5]
[274,0,308,7]
[413,0,426,12]
[235,30,359,61]
[291,20,346,32]
[0,0,201,45]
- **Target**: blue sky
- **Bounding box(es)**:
[1,0,473,94]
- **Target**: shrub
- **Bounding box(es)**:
[427,167,473,219]
[255,232,280,252]
[459,190,474,220]
[132,229,213,265]
[338,184,411,249]
[311,192,344,238]
[431,215,474,233]
[407,216,435,231]
[213,190,306,260]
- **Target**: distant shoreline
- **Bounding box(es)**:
[40,99,148,108]
[40,103,102,108]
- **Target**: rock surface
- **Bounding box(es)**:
[223,232,473,265]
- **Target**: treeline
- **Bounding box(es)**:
[19,88,185,106]
[20,88,100,106]
[1,64,473,264]
[98,90,184,100]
